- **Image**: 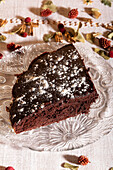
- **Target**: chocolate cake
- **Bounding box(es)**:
[9,44,98,134]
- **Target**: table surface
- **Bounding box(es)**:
[0,0,113,170]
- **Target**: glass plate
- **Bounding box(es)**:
[0,42,113,151]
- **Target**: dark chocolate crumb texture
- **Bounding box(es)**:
[9,44,98,134]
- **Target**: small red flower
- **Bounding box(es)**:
[25,17,31,23]
[7,43,22,51]
[68,9,78,19]
[58,23,66,34]
[78,155,90,165]
[7,42,15,51]
[40,9,52,17]
[5,166,15,170]
[109,50,113,58]
[0,53,3,59]
[21,32,28,37]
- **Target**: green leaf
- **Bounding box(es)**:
[101,0,111,7]
[0,34,6,41]
[86,32,101,44]
[43,33,54,42]
[74,31,85,43]
[108,32,113,39]
[93,48,110,60]
[42,0,57,12]
[65,27,85,43]
[63,163,79,170]
[86,33,94,44]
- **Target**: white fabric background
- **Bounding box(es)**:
[0,0,113,170]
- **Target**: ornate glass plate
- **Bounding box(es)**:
[0,42,113,151]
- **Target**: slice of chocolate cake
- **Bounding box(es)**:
[9,44,98,134]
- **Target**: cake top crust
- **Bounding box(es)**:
[10,44,94,124]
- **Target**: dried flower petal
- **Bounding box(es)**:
[55,32,63,42]
[65,22,84,43]
[0,19,8,27]
[83,0,93,5]
[41,9,52,17]
[43,33,54,42]
[68,9,78,19]
[19,24,26,34]
[91,8,101,19]
[63,163,79,170]
[78,155,89,165]
[42,0,57,13]
[93,32,102,37]
[64,31,73,42]
[76,17,92,22]
[86,32,101,44]
[101,0,111,7]
[99,37,111,49]
[86,33,95,44]
[9,26,23,35]
[94,48,110,60]
[0,34,6,41]
[73,31,85,42]
[108,32,113,39]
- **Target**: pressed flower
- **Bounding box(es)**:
[93,48,110,60]
[99,37,111,49]
[83,0,93,5]
[68,9,78,19]
[40,9,52,17]
[7,18,38,37]
[78,155,90,165]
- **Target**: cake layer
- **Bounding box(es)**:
[9,44,98,134]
